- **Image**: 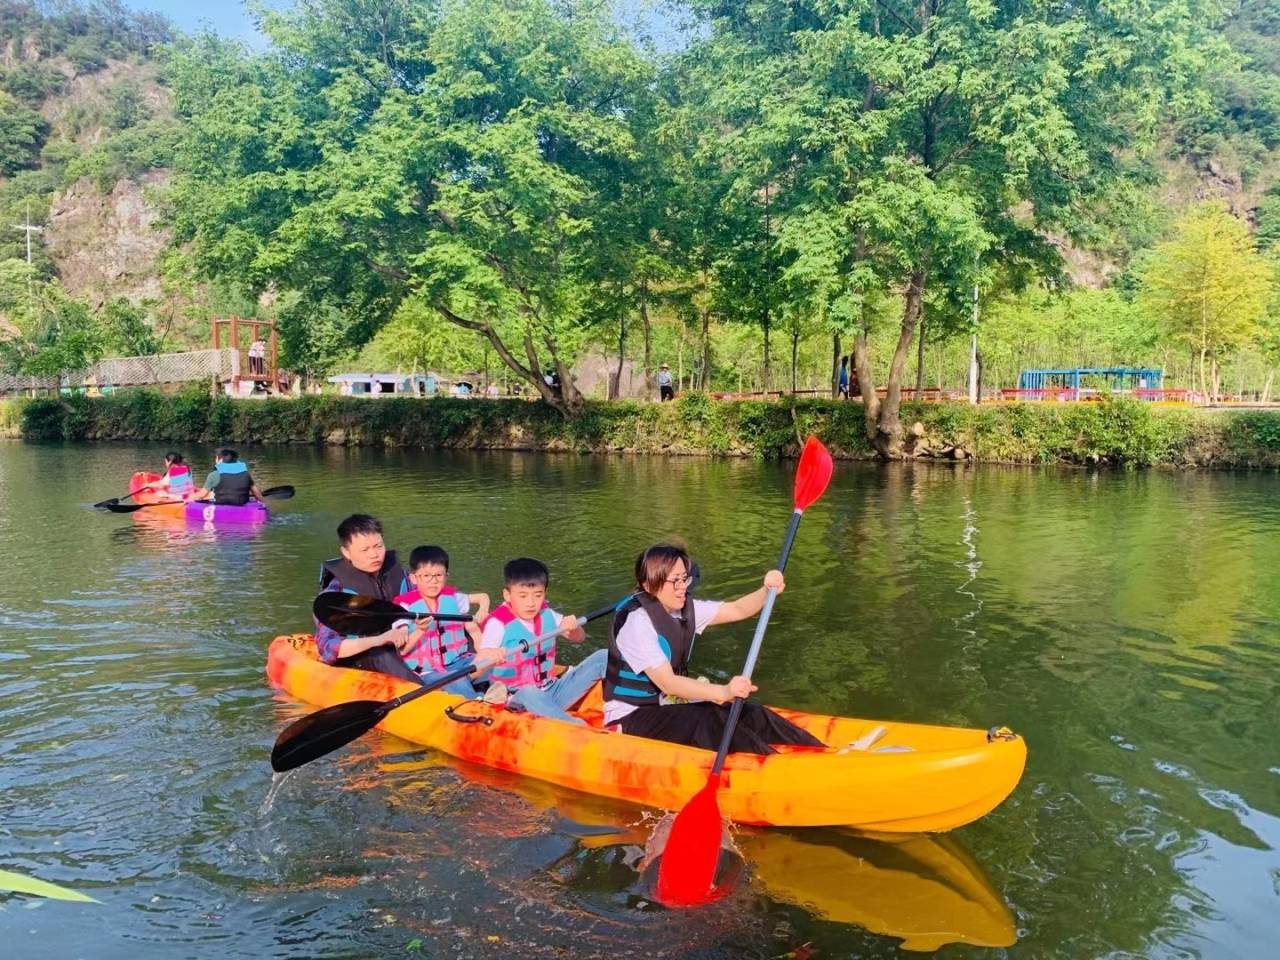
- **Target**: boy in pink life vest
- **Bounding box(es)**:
[392,545,499,696]
[477,557,606,725]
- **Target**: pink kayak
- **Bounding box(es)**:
[184,500,270,525]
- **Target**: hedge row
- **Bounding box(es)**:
[6,389,1280,467]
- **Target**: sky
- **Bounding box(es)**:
[121,0,684,53]
[127,1,270,46]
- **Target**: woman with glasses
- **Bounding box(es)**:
[602,544,826,754]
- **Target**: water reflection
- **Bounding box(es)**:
[2,443,1279,957]
[365,740,1016,953]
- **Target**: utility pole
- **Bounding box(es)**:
[11,200,43,301]
[967,253,980,405]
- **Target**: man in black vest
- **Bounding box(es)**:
[314,513,422,683]
[191,448,266,506]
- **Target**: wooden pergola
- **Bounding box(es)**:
[211,317,278,395]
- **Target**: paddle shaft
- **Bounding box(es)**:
[374,600,623,711]
[104,486,292,514]
[708,507,803,777]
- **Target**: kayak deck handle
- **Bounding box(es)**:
[445,702,494,726]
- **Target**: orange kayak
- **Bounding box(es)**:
[266,635,1027,831]
[129,471,186,517]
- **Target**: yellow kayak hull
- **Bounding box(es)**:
[267,635,1027,831]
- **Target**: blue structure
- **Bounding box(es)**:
[1018,367,1163,392]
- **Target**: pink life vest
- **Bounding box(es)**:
[166,463,194,496]
[393,586,471,674]
[486,601,558,689]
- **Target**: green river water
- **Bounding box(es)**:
[1,441,1277,959]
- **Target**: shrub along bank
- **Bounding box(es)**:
[5,390,1280,468]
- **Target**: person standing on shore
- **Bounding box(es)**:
[248,333,266,377]
[658,363,674,402]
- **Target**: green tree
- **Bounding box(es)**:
[0,89,48,175]
[167,0,652,416]
[1137,201,1274,401]
[357,296,488,375]
[101,297,159,356]
[682,0,1229,455]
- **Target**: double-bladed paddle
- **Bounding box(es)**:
[312,591,474,634]
[270,596,631,773]
[93,488,146,509]
[655,436,834,907]
[100,485,295,514]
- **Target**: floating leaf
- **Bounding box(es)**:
[0,869,99,903]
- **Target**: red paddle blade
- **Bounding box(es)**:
[654,772,725,907]
[793,436,834,512]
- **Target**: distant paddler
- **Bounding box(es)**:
[190,448,267,506]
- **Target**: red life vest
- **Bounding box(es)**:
[486,601,558,689]
[393,586,471,674]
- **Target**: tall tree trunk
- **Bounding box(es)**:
[611,311,626,400]
[432,300,580,417]
[1262,368,1275,404]
[762,311,771,392]
[915,306,927,400]
[677,331,685,391]
[831,332,841,398]
[700,267,712,393]
[873,269,926,457]
[790,326,799,393]
[640,279,653,395]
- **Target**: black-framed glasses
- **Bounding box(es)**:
[664,574,694,586]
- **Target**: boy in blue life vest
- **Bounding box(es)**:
[392,545,499,696]
[191,448,266,506]
[477,557,606,724]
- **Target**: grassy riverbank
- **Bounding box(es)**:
[4,390,1280,467]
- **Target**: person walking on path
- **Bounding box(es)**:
[658,363,675,402]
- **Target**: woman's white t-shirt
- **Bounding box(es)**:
[603,598,722,725]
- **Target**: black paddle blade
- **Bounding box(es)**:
[271,698,388,772]
[312,592,471,636]
[102,501,160,514]
[262,485,295,499]
[93,497,121,509]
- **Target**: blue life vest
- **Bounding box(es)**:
[604,594,696,707]
[487,603,558,689]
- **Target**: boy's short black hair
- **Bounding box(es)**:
[504,557,549,588]
[337,513,383,546]
[165,452,184,465]
[409,545,449,570]
[218,447,238,462]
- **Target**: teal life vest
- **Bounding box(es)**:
[487,603,558,689]
[604,593,696,707]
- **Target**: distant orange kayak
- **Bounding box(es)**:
[129,471,185,517]
[267,634,1027,831]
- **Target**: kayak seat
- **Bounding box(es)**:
[837,725,889,754]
